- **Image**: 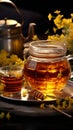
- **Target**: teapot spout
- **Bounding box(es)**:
[24,22,36,43]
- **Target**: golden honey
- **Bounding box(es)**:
[24,40,71,96]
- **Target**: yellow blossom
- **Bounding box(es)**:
[32,34,39,40]
[40,103,45,109]
[69,23,73,30]
[47,34,65,41]
[62,18,72,27]
[6,112,11,120]
[53,27,57,33]
[48,35,60,41]
[54,10,60,14]
[54,14,64,29]
[47,10,73,54]
[0,112,5,119]
[48,13,53,21]
[71,13,73,18]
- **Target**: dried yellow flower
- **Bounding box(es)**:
[6,112,11,120]
[53,27,57,33]
[71,13,73,18]
[40,103,45,109]
[54,10,61,14]
[48,13,53,21]
[0,112,5,119]
[54,14,64,29]
[47,10,73,53]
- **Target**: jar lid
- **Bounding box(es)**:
[0,18,18,28]
[29,40,66,58]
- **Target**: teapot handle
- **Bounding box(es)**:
[0,0,24,27]
[67,54,73,78]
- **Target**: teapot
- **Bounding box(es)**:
[0,0,36,59]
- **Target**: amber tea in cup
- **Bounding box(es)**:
[24,40,73,98]
[0,65,24,96]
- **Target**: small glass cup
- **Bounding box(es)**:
[0,65,24,97]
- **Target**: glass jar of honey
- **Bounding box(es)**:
[24,40,73,97]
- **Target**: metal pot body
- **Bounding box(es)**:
[0,0,25,59]
[0,23,25,59]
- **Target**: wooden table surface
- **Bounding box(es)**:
[0,97,73,130]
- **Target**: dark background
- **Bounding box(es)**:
[0,0,73,37]
[12,0,73,17]
[11,0,73,37]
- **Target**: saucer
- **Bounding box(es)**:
[0,80,73,105]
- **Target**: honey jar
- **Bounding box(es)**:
[24,40,73,97]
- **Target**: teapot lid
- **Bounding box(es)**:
[0,18,18,28]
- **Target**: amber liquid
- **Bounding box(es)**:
[24,59,71,96]
[0,75,23,93]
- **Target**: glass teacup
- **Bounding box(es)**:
[0,65,24,97]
